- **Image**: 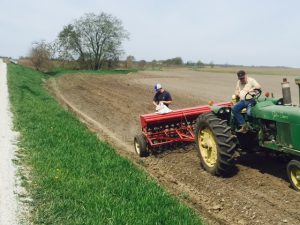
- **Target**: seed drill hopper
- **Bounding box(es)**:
[134,102,232,156]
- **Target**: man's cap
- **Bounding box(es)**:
[154,83,162,92]
[237,70,246,79]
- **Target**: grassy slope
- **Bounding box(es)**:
[8,64,203,225]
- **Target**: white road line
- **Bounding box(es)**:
[0,59,19,225]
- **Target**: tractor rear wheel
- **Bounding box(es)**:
[287,160,300,191]
[134,134,149,157]
[195,112,236,176]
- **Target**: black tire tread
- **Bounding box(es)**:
[134,134,149,157]
[195,112,236,176]
[287,160,300,191]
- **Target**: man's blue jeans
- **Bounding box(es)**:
[232,100,253,127]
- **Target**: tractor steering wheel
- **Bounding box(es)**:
[245,89,262,100]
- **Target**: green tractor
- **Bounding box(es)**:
[195,77,300,191]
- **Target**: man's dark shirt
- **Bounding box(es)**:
[153,90,172,107]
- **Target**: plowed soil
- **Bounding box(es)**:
[48,69,300,225]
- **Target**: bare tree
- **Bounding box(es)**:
[30,40,52,71]
[138,60,146,69]
[126,55,135,68]
[57,12,129,70]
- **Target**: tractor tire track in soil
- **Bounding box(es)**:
[47,69,300,225]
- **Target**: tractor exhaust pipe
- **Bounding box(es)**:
[281,78,292,105]
[295,77,300,106]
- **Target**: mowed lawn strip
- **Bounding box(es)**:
[8,64,203,225]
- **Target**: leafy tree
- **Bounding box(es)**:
[57,12,129,70]
[163,57,183,65]
[186,61,195,66]
[173,57,183,65]
[196,60,205,68]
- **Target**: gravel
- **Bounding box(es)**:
[0,59,19,225]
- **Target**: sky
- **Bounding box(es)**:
[1,0,300,67]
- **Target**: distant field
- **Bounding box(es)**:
[192,66,300,76]
[17,58,300,76]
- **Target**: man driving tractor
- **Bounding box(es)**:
[233,70,261,133]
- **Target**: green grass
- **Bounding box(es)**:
[45,67,138,77]
[8,64,203,225]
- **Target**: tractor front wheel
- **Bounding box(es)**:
[134,134,149,157]
[195,112,236,176]
[287,160,300,191]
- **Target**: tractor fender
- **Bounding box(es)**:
[210,105,232,117]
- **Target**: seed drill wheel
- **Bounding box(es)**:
[287,160,300,191]
[195,112,236,176]
[134,134,149,157]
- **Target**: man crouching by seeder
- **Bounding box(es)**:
[232,70,261,133]
[153,83,173,114]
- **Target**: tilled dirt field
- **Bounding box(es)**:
[48,69,300,225]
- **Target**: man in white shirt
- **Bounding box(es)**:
[232,70,261,133]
